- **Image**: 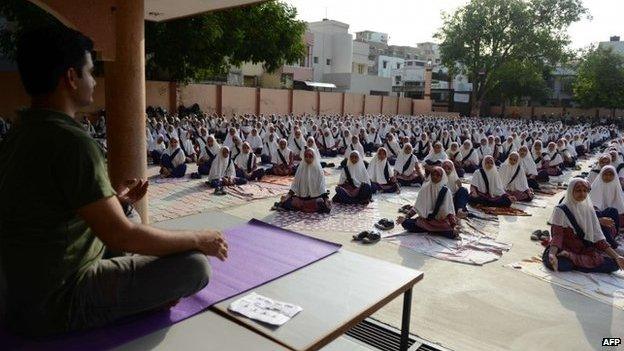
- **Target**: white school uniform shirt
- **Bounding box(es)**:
[164,146,186,168]
[344,142,365,159]
[471,165,506,197]
[367,155,393,185]
[414,172,455,220]
[340,152,371,187]
[499,160,530,192]
[291,155,327,198]
[394,148,418,176]
[550,178,605,243]
[181,139,195,157]
[272,146,292,166]
[208,152,236,181]
[246,134,264,150]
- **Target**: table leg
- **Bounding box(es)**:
[400,287,413,351]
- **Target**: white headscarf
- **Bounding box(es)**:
[423,142,448,163]
[499,153,530,192]
[164,141,186,168]
[550,178,605,243]
[395,144,417,176]
[471,156,506,197]
[234,143,255,172]
[414,167,455,220]
[344,138,365,159]
[518,147,538,176]
[290,149,327,198]
[442,160,461,194]
[367,149,394,184]
[272,141,292,166]
[340,151,370,187]
[208,147,236,181]
[589,165,624,214]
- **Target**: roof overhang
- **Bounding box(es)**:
[303,81,337,89]
[145,0,267,21]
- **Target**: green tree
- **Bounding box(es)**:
[486,60,550,114]
[573,47,624,115]
[0,0,307,83]
[435,0,587,116]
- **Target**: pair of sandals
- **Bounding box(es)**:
[190,172,202,179]
[375,218,395,231]
[353,230,381,244]
[398,205,413,214]
[530,229,550,241]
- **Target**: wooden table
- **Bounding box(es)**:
[213,249,424,351]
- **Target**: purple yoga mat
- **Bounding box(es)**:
[1,219,341,350]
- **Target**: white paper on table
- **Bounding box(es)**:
[228,292,303,326]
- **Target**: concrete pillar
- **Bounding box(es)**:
[424,67,432,100]
[105,0,148,222]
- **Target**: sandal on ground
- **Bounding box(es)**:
[530,230,542,241]
[362,231,381,244]
[353,231,370,241]
[214,187,227,196]
[270,202,281,211]
[399,204,412,214]
[375,218,395,231]
[190,172,202,179]
[539,230,550,240]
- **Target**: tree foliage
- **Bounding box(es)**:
[486,60,550,105]
[0,0,307,83]
[435,0,588,116]
[573,47,624,110]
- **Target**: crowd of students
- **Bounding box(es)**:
[141,108,624,274]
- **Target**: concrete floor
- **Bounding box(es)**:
[146,158,624,351]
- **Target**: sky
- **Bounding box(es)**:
[284,0,623,50]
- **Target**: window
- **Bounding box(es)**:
[326,58,331,65]
[383,60,388,69]
[395,75,402,84]
[358,64,365,74]
[407,61,413,66]
[313,56,318,64]
[396,63,401,69]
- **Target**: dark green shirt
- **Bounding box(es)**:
[0,108,115,336]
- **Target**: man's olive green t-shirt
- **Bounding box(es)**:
[0,109,115,336]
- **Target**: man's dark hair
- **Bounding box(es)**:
[16,26,94,97]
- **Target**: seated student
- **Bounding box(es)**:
[587,154,611,184]
[206,146,247,188]
[446,142,465,177]
[383,133,401,165]
[558,138,576,168]
[468,155,513,208]
[149,134,166,165]
[234,142,265,181]
[180,131,197,163]
[394,143,425,186]
[273,149,331,213]
[336,129,351,155]
[415,133,431,160]
[333,151,373,205]
[396,166,459,239]
[589,166,624,247]
[543,178,624,273]
[318,128,338,157]
[572,134,587,157]
[442,160,470,212]
[231,135,243,160]
[160,137,187,178]
[459,140,479,174]
[365,126,383,154]
[288,129,306,160]
[544,142,564,176]
[246,128,264,155]
[500,136,516,163]
[368,147,400,193]
[222,127,239,149]
[499,152,534,202]
[270,138,296,176]
[423,141,448,174]
[343,135,366,162]
[517,145,546,189]
[196,135,220,176]
[261,132,278,164]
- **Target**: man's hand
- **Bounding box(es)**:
[116,178,149,206]
[396,216,406,225]
[455,179,462,189]
[196,230,229,261]
[599,217,615,227]
[616,256,624,271]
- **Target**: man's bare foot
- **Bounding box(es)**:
[557,250,571,259]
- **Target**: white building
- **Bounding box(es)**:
[377,55,404,78]
[308,19,353,82]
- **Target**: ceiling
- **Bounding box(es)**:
[145,0,266,21]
